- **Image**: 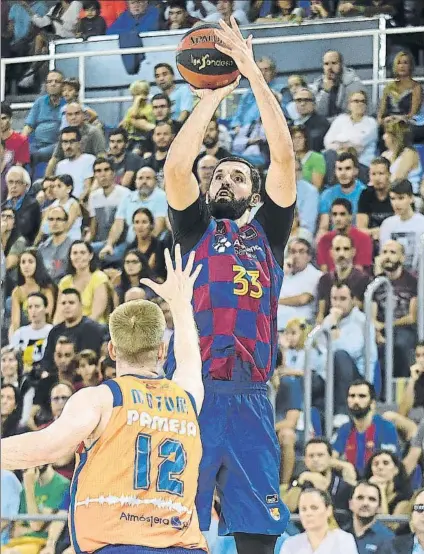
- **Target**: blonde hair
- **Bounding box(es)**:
[129,80,150,97]
[109,300,165,365]
[285,318,312,349]
[384,119,413,160]
[392,50,414,78]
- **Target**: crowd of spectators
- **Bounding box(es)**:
[1,2,424,554]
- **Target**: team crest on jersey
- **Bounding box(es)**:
[239,227,258,241]
[269,507,280,521]
[266,494,279,504]
[213,235,232,253]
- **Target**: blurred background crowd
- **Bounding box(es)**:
[1,1,424,554]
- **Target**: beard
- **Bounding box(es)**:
[209,196,253,221]
[204,136,219,148]
[349,402,372,420]
[356,514,375,526]
[382,260,402,272]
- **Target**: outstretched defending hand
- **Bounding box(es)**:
[215,16,256,80]
[140,244,202,305]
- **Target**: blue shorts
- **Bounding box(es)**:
[197,381,290,536]
[97,546,206,554]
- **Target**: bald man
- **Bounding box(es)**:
[124,287,146,302]
[374,239,418,377]
[196,155,218,195]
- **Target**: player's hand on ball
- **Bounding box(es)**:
[190,75,241,101]
[140,244,202,305]
[215,16,255,79]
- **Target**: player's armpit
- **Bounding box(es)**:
[1,387,107,471]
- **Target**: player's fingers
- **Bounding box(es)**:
[230,15,243,39]
[247,34,253,52]
[215,43,232,57]
[184,250,196,276]
[215,30,235,50]
[174,243,183,273]
[164,248,174,274]
[139,278,159,294]
[190,263,203,284]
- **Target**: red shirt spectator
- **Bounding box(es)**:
[1,103,30,166]
[317,227,373,271]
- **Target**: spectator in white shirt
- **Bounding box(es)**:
[204,0,249,25]
[280,488,359,554]
[10,292,52,374]
[324,90,378,168]
[379,179,424,273]
[278,239,322,330]
[55,126,95,202]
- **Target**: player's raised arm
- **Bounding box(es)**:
[164,78,240,211]
[141,245,204,412]
[216,18,296,208]
[1,387,107,470]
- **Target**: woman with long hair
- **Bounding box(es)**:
[127,208,166,281]
[57,240,110,323]
[114,249,152,305]
[280,488,359,554]
[324,90,378,168]
[1,345,22,387]
[378,51,422,125]
[364,450,413,518]
[1,208,28,299]
[382,119,422,194]
[9,248,55,337]
[291,125,326,189]
[1,384,23,438]
[36,174,82,243]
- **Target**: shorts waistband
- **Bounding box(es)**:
[204,380,268,394]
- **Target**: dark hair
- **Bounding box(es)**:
[272,0,295,16]
[42,175,55,185]
[27,291,49,308]
[305,437,333,457]
[119,249,151,304]
[370,156,391,171]
[1,384,22,438]
[364,450,413,503]
[109,127,128,142]
[168,0,187,10]
[276,347,283,368]
[93,157,113,172]
[2,208,23,257]
[154,63,175,76]
[82,0,101,13]
[55,336,76,350]
[49,205,69,222]
[289,238,312,255]
[1,102,12,119]
[61,287,82,302]
[55,174,74,195]
[151,93,172,107]
[67,240,98,275]
[62,77,81,93]
[132,207,154,226]
[290,125,309,151]
[348,378,376,401]
[336,151,359,168]
[61,126,81,142]
[299,487,333,507]
[416,341,424,349]
[390,179,413,197]
[100,356,116,379]
[17,247,54,289]
[154,120,173,133]
[331,280,353,297]
[213,156,262,196]
[331,198,353,215]
[352,480,382,507]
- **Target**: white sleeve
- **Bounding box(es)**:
[324,116,343,149]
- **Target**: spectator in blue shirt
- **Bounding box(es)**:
[231,56,281,131]
[8,1,48,54]
[107,0,160,35]
[154,63,193,123]
[1,470,22,545]
[318,152,366,238]
[347,481,394,554]
[22,70,66,164]
[332,380,400,476]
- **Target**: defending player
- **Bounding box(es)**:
[163,17,296,554]
[1,246,208,554]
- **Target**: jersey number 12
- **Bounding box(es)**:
[134,433,187,497]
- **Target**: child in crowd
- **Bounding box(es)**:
[60,77,99,128]
[120,80,155,155]
[75,349,102,389]
[76,0,107,39]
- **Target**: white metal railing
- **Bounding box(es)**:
[419,234,424,342]
[303,325,333,443]
[2,24,424,112]
[364,276,394,403]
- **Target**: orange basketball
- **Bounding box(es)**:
[176,23,240,90]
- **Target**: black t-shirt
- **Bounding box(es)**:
[168,189,295,267]
[358,188,394,229]
[41,317,106,372]
[373,269,417,322]
[318,268,370,316]
[110,152,143,187]
[144,120,183,153]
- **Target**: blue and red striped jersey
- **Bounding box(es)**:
[165,217,284,382]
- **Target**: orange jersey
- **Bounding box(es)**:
[69,376,207,553]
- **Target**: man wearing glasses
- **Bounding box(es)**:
[22,70,66,164]
[38,206,74,283]
[292,88,330,151]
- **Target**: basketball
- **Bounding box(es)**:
[176,23,240,90]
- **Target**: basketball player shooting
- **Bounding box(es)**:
[1,246,210,554]
[163,17,296,554]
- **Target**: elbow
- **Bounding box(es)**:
[270,144,295,167]
[29,521,45,532]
